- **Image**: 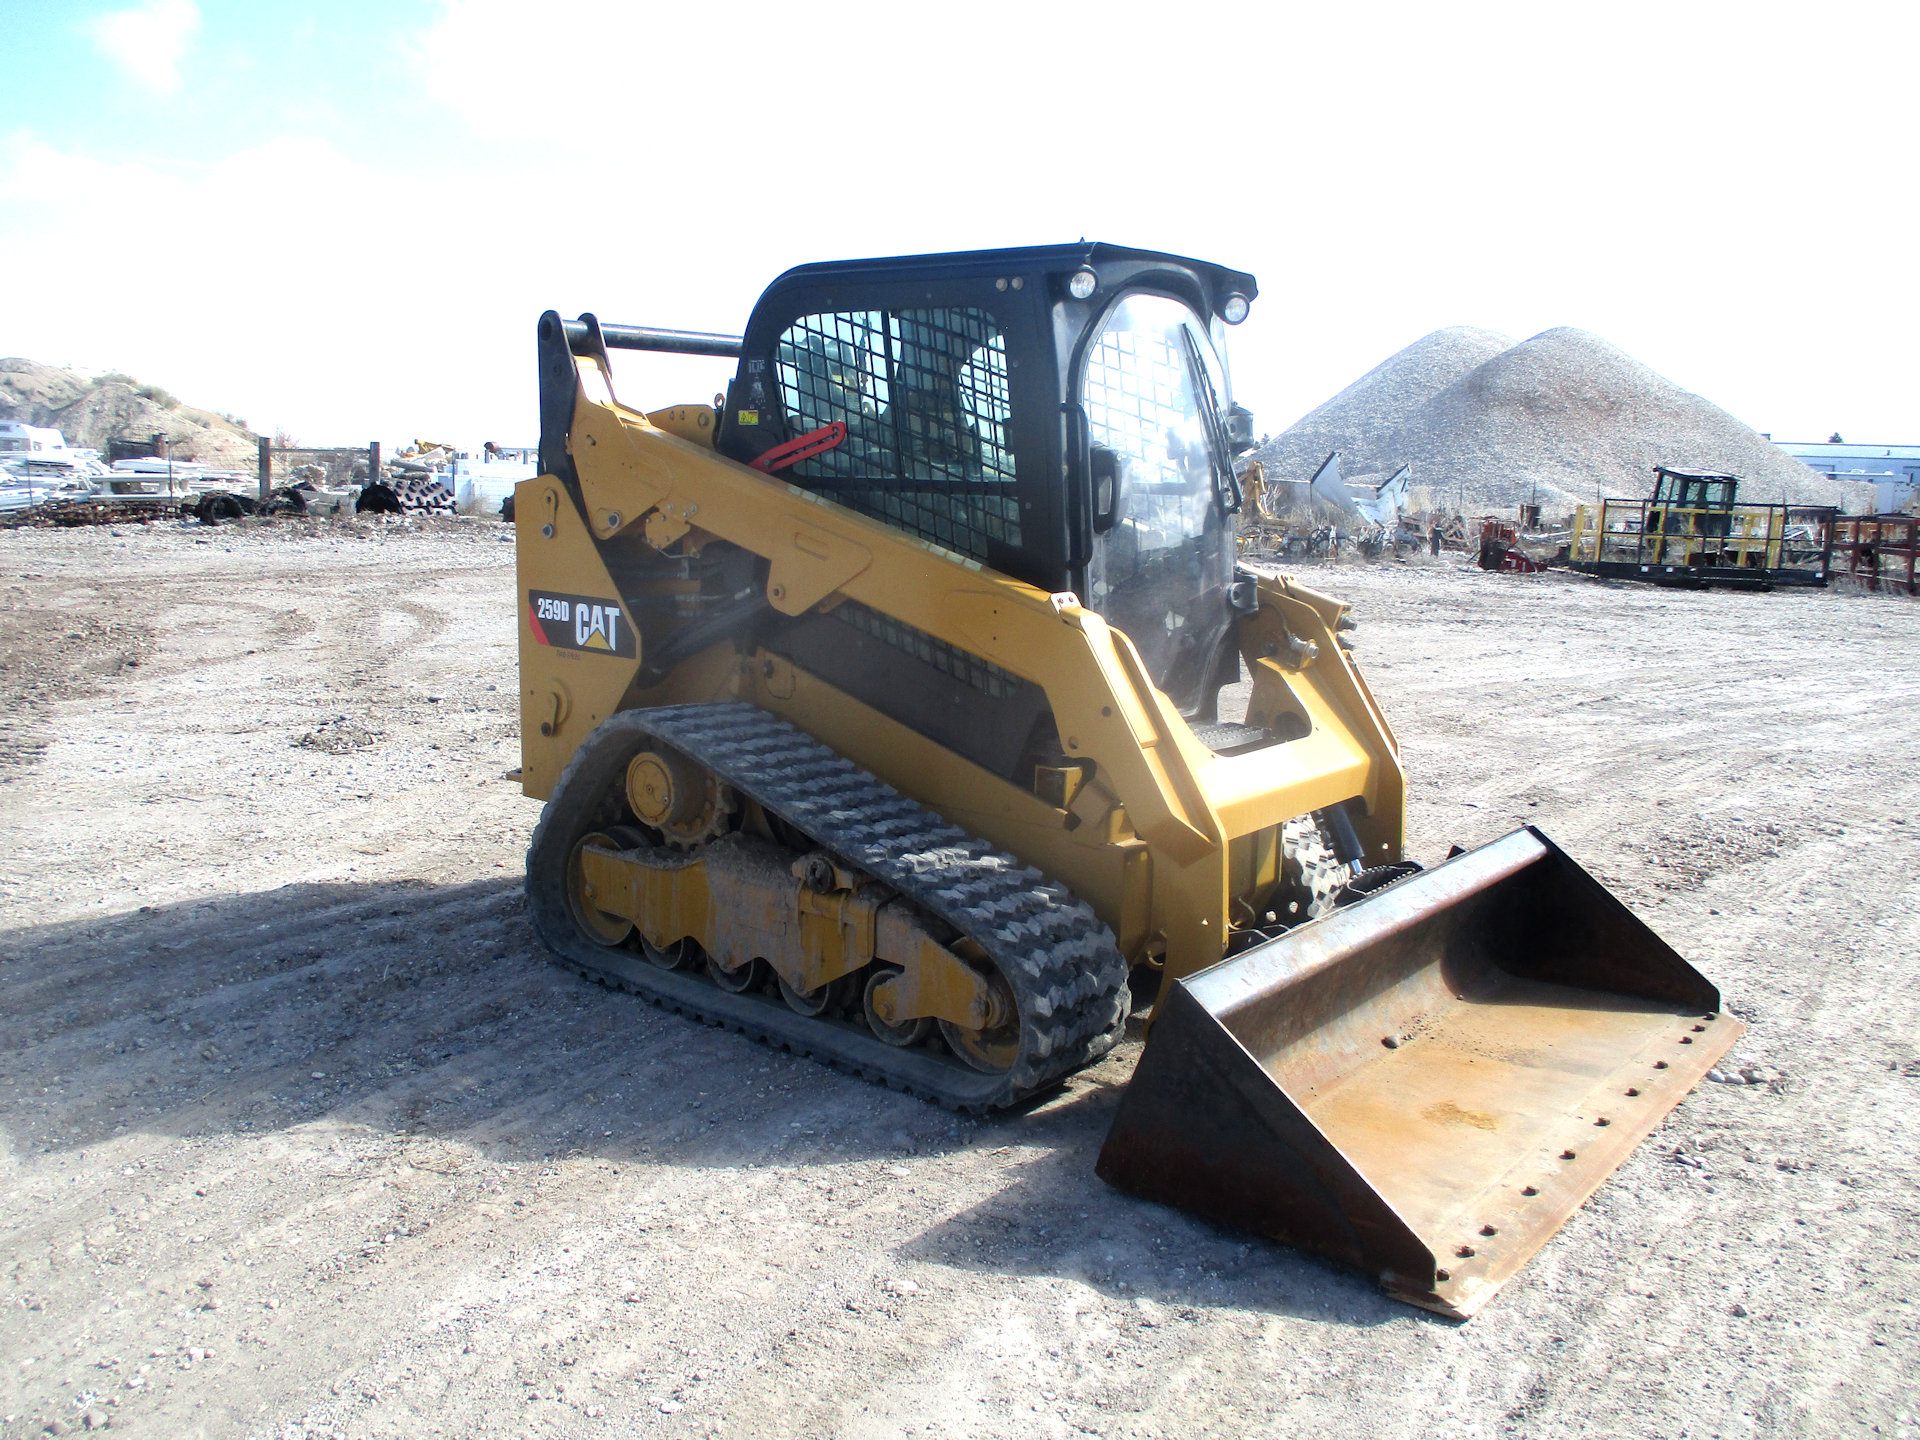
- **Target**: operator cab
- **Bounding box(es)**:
[1651,466,1738,512]
[715,243,1259,720]
[1647,465,1739,544]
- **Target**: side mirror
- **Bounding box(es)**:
[1091,444,1126,533]
[1226,404,1257,456]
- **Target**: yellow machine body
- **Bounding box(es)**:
[518,350,1404,997]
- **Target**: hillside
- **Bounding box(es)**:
[1255,327,1850,515]
[0,358,259,470]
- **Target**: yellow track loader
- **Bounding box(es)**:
[515,244,1739,1318]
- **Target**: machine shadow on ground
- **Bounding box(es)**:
[900,1089,1412,1330]
[0,878,1407,1325]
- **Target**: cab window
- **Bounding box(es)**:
[772,306,1019,561]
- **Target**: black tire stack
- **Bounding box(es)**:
[194,491,257,525]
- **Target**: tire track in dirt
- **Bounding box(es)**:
[0,587,157,777]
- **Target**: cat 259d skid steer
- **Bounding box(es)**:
[515,243,1740,1318]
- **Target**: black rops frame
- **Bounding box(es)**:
[715,243,1258,598]
[716,252,1057,591]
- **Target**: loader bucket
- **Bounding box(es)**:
[1097,826,1741,1319]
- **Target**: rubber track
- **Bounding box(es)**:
[525,703,1131,1110]
[1282,813,1349,919]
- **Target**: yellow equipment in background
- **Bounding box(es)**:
[515,245,1740,1317]
[1569,465,1837,589]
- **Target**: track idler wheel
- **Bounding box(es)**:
[779,972,855,1018]
[936,942,1020,1074]
[862,966,932,1048]
[707,955,769,994]
[567,829,639,947]
[643,937,698,970]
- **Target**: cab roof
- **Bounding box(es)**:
[759,242,1258,324]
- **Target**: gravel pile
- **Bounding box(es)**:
[1257,326,1513,484]
[1256,326,1854,516]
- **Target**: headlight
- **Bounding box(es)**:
[1068,269,1098,301]
[1221,292,1251,325]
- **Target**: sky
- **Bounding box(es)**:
[1,0,1913,449]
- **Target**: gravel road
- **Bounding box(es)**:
[1,519,1914,1440]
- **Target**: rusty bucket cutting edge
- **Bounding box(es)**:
[1096,826,1742,1320]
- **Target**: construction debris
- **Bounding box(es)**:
[1831,515,1920,594]
[1477,518,1561,573]
[1238,455,1428,564]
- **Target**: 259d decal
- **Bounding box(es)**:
[526,590,635,658]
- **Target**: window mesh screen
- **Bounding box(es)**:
[1082,326,1197,488]
[774,307,1020,561]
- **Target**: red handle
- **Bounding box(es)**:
[751,421,847,473]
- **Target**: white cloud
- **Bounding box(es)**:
[0,132,443,442]
[86,0,201,98]
[3,0,1912,447]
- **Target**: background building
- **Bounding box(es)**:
[1773,441,1920,513]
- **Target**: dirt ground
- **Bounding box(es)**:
[1,518,1914,1440]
